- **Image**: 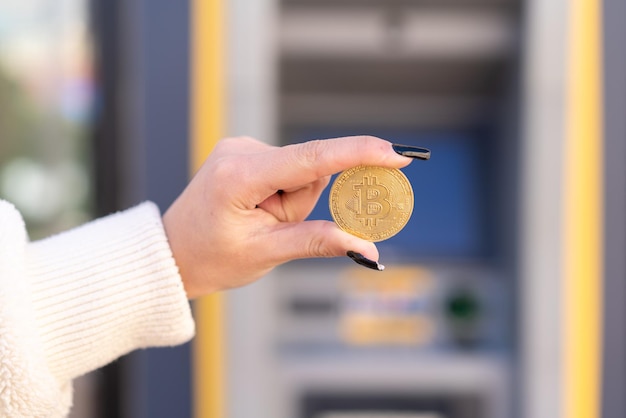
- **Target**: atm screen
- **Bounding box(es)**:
[294,130,492,261]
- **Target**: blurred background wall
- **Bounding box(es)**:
[0,0,624,418]
[0,2,98,415]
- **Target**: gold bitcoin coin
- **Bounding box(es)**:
[329,165,414,242]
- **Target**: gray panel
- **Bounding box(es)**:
[224,0,280,416]
[602,0,626,417]
[520,0,570,417]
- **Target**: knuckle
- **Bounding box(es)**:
[232,135,257,147]
[307,224,335,258]
[296,139,326,167]
[214,136,259,153]
[213,137,234,153]
[237,135,257,142]
[315,175,332,190]
[208,156,242,198]
[212,156,238,179]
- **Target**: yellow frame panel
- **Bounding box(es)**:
[563,0,604,417]
[191,0,225,417]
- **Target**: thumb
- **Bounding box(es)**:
[268,220,382,268]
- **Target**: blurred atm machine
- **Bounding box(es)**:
[223,1,521,418]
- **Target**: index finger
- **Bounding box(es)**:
[245,136,415,202]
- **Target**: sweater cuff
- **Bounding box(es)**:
[27,202,195,383]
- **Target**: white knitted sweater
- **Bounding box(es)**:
[0,200,195,417]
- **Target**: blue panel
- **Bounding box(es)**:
[294,130,491,260]
[132,0,192,417]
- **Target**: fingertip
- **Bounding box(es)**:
[344,236,380,261]
[346,250,385,271]
[322,135,412,170]
[362,136,415,168]
[391,143,431,161]
[329,224,380,261]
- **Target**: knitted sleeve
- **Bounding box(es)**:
[0,200,195,417]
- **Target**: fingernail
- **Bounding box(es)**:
[392,144,431,160]
[347,251,385,271]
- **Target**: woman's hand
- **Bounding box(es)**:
[163,135,415,299]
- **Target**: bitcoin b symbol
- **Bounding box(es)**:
[352,175,391,226]
[330,166,414,242]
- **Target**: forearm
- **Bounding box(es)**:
[26,202,195,383]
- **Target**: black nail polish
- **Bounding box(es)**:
[392,144,431,160]
[347,251,385,271]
